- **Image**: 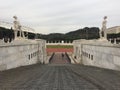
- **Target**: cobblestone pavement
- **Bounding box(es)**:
[0,53,120,90]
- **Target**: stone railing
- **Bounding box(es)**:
[73,39,120,71]
[0,39,46,71]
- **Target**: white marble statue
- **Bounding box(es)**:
[100,16,107,39]
[13,16,25,39]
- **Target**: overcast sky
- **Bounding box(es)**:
[0,0,120,34]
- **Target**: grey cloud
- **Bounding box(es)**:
[0,0,120,34]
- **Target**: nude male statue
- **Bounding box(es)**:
[13,16,25,39]
[100,16,107,39]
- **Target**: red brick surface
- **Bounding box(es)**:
[46,48,73,52]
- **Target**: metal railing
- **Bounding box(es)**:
[65,52,71,63]
[49,52,55,63]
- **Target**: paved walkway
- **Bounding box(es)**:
[0,53,120,90]
[49,52,70,64]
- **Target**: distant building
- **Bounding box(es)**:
[107,26,120,44]
[0,21,35,33]
[0,21,36,42]
[107,26,120,34]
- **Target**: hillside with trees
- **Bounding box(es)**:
[38,27,100,42]
[0,26,100,43]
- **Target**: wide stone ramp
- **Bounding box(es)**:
[49,52,70,64]
[0,64,120,90]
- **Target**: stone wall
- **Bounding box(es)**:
[0,39,46,71]
[73,39,120,71]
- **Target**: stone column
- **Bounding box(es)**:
[109,39,112,43]
[62,40,63,43]
[114,38,117,44]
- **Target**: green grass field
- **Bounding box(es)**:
[47,45,73,48]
